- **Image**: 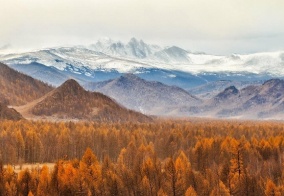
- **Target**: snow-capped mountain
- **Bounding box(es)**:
[90,37,163,59]
[151,46,190,63]
[0,37,284,88]
[90,37,191,63]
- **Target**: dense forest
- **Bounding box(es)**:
[1,119,284,195]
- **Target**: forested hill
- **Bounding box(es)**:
[28,79,151,122]
[0,62,53,105]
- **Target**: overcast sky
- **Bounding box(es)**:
[1,0,284,54]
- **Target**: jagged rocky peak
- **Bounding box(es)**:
[129,37,140,44]
[128,37,147,49]
[128,37,150,47]
[88,37,168,59]
[139,39,146,46]
[97,37,113,45]
[128,37,148,46]
[111,42,124,48]
[91,37,113,51]
[128,37,151,58]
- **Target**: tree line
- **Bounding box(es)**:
[1,119,284,195]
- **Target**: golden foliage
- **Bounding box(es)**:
[0,119,284,195]
[0,63,53,106]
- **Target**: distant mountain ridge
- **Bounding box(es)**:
[84,73,284,119]
[84,74,201,115]
[188,80,263,99]
[1,37,284,120]
[182,78,284,119]
[1,37,282,89]
[1,61,284,120]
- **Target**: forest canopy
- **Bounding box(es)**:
[0,119,284,195]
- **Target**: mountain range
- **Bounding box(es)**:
[0,63,150,122]
[90,37,191,63]
[178,79,284,119]
[1,61,284,120]
[0,38,283,91]
[1,37,284,120]
[84,74,201,115]
[14,79,151,122]
[83,72,284,119]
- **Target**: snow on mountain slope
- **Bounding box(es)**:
[0,46,154,74]
[1,38,284,88]
[1,40,284,76]
[90,37,163,59]
[153,46,191,63]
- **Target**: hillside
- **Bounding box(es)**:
[0,102,23,120]
[188,80,262,99]
[84,74,201,115]
[187,79,284,119]
[0,62,53,105]
[17,79,151,122]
